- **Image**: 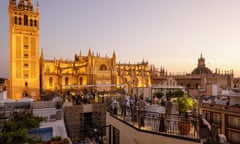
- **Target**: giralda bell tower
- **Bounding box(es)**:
[8,0,40,100]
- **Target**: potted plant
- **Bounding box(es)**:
[177,95,196,135]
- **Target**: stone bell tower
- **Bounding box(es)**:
[8,0,40,100]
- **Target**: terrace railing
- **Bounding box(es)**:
[106,97,201,142]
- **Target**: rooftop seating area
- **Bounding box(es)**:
[106,97,201,142]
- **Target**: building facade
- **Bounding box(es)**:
[9,0,40,100]
[40,50,117,93]
[40,49,151,95]
[151,54,234,95]
[201,92,240,144]
[8,0,151,100]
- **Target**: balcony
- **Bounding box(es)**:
[202,103,240,113]
[106,101,201,143]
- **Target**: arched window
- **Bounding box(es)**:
[34,20,37,27]
[23,91,28,97]
[100,64,107,71]
[30,19,33,26]
[65,77,69,85]
[14,16,17,24]
[49,77,53,87]
[19,17,22,25]
[24,15,28,26]
[79,77,83,85]
[25,82,28,87]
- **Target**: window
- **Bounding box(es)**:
[23,91,29,97]
[79,77,83,85]
[14,16,17,24]
[100,64,107,71]
[25,82,28,87]
[24,73,29,78]
[24,45,29,49]
[24,53,29,58]
[65,77,69,85]
[49,77,53,87]
[19,17,22,25]
[24,15,28,26]
[24,63,29,68]
[213,113,221,124]
[30,19,33,26]
[34,20,37,27]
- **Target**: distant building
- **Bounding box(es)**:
[233,77,240,88]
[0,78,9,99]
[151,54,234,96]
[201,89,240,144]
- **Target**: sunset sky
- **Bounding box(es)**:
[1,0,240,78]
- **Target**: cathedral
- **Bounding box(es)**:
[151,54,234,96]
[40,50,151,98]
[8,0,234,101]
[8,0,151,100]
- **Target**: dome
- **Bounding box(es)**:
[192,67,212,75]
[191,54,213,75]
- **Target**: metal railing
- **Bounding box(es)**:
[106,97,201,142]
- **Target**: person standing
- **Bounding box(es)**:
[138,96,145,127]
[120,96,127,117]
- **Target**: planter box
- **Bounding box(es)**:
[178,122,192,135]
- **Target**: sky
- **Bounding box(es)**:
[1,0,240,78]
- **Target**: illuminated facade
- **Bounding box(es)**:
[40,50,117,92]
[116,61,151,94]
[9,0,40,100]
[8,0,151,100]
[40,50,151,94]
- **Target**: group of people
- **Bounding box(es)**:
[110,94,146,126]
[64,90,97,105]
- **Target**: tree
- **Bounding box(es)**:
[0,112,44,144]
[154,92,164,99]
[166,91,174,98]
[166,89,184,98]
[174,89,184,98]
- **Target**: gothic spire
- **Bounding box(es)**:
[36,0,39,13]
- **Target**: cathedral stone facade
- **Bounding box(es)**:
[9,0,40,100]
[40,49,151,96]
[40,50,117,93]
